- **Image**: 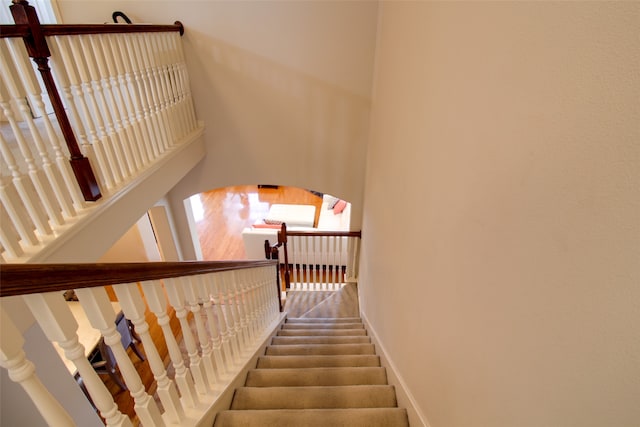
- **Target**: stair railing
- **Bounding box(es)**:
[0,260,281,426]
[0,0,201,263]
[266,223,362,292]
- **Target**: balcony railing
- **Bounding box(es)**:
[0,1,203,263]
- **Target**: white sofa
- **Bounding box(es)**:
[241,194,351,260]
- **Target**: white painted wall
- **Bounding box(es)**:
[57,0,379,258]
[360,2,640,427]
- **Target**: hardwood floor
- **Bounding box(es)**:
[192,185,324,260]
[103,185,323,423]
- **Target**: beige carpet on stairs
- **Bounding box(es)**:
[213,284,409,426]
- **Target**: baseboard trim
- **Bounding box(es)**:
[361,313,431,427]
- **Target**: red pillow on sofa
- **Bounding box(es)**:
[333,199,347,214]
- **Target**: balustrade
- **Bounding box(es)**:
[0,261,281,426]
[0,1,202,263]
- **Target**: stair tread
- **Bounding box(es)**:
[271,336,371,345]
[265,343,375,356]
[231,385,398,410]
[245,367,388,387]
[286,317,362,323]
[277,328,367,336]
[256,355,381,368]
[282,323,364,329]
[214,408,409,427]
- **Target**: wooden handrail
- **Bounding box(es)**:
[0,260,276,297]
[284,230,362,238]
[0,22,184,39]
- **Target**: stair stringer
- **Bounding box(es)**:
[361,312,431,427]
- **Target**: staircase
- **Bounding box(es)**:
[214,288,410,426]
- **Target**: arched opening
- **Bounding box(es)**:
[186,185,351,260]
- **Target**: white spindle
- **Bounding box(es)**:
[22,292,132,427]
[141,279,199,408]
[137,34,170,153]
[100,34,143,175]
[181,275,219,388]
[0,307,75,427]
[74,287,165,427]
[0,95,53,236]
[0,140,38,247]
[223,271,246,351]
[112,282,184,423]
[79,35,129,183]
[162,276,209,395]
[208,274,235,370]
[219,272,242,358]
[69,35,124,186]
[114,34,154,165]
[230,270,251,346]
[0,200,24,259]
[49,36,113,190]
[195,274,228,376]
[5,38,83,213]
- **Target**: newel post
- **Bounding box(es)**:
[10,0,102,201]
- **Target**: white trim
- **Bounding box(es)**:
[361,312,431,427]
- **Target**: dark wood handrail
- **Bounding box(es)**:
[0,260,276,297]
[284,230,362,238]
[0,22,184,38]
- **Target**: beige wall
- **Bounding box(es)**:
[361,2,639,427]
[58,0,378,243]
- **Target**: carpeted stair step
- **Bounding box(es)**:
[282,322,364,330]
[271,335,370,345]
[214,408,409,427]
[245,367,387,387]
[276,328,367,336]
[256,354,381,369]
[286,317,361,323]
[265,343,375,356]
[230,385,398,410]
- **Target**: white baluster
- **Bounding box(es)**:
[219,272,242,358]
[0,140,38,247]
[50,36,113,190]
[195,274,228,375]
[230,271,251,346]
[119,35,160,161]
[0,308,75,427]
[223,271,246,351]
[158,33,186,138]
[209,273,235,370]
[69,35,124,186]
[79,35,128,183]
[136,34,170,153]
[47,36,106,193]
[112,282,184,423]
[22,293,132,427]
[114,34,154,165]
[0,201,24,259]
[74,287,165,427]
[101,34,145,170]
[5,38,83,213]
[0,96,52,236]
[140,279,199,408]
[151,34,181,143]
[162,276,208,395]
[182,275,219,388]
